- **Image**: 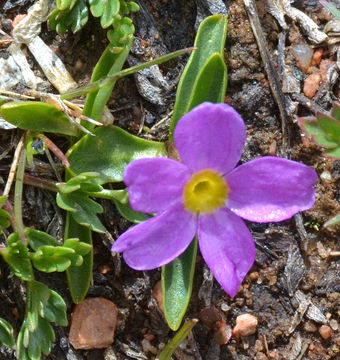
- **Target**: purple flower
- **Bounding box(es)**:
[111,102,317,297]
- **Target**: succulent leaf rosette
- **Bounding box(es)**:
[112,102,317,297]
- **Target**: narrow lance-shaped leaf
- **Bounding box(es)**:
[82,40,132,125]
[65,215,93,303]
[187,52,227,110]
[162,14,228,331]
[162,238,197,331]
[169,14,227,136]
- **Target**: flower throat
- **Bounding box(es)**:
[183,169,228,214]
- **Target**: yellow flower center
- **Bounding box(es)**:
[183,169,229,214]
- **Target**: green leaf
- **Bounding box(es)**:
[331,102,340,121]
[114,198,149,223]
[159,319,199,360]
[18,317,54,359]
[29,237,91,272]
[65,215,93,303]
[299,117,338,148]
[125,1,139,12]
[298,111,340,159]
[49,0,89,34]
[56,0,76,10]
[57,172,102,194]
[107,17,135,51]
[57,191,105,232]
[187,53,226,110]
[25,229,58,250]
[29,317,54,357]
[64,238,92,256]
[1,233,34,281]
[83,39,132,124]
[89,0,120,28]
[31,246,74,272]
[169,14,227,137]
[0,318,15,349]
[0,102,78,136]
[67,125,166,184]
[162,238,198,331]
[41,290,67,326]
[27,281,50,332]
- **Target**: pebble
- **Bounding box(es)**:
[319,325,332,340]
[330,319,338,331]
[320,171,332,182]
[311,48,324,67]
[303,73,321,98]
[69,297,118,349]
[249,271,259,281]
[291,44,313,71]
[304,320,318,333]
[233,314,258,338]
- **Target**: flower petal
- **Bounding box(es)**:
[174,102,246,174]
[124,158,191,213]
[226,157,317,222]
[112,202,197,270]
[198,208,255,298]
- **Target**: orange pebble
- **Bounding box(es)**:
[303,73,321,98]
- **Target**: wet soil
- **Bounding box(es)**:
[0,0,340,359]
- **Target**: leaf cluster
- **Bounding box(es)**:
[57,172,106,233]
[1,230,91,277]
[16,281,67,360]
[299,103,340,229]
[0,230,89,357]
[49,0,139,52]
[298,102,340,158]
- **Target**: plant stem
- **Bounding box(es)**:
[14,135,27,245]
[23,174,58,192]
[61,47,196,100]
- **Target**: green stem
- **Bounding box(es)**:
[61,47,196,100]
[14,136,27,245]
